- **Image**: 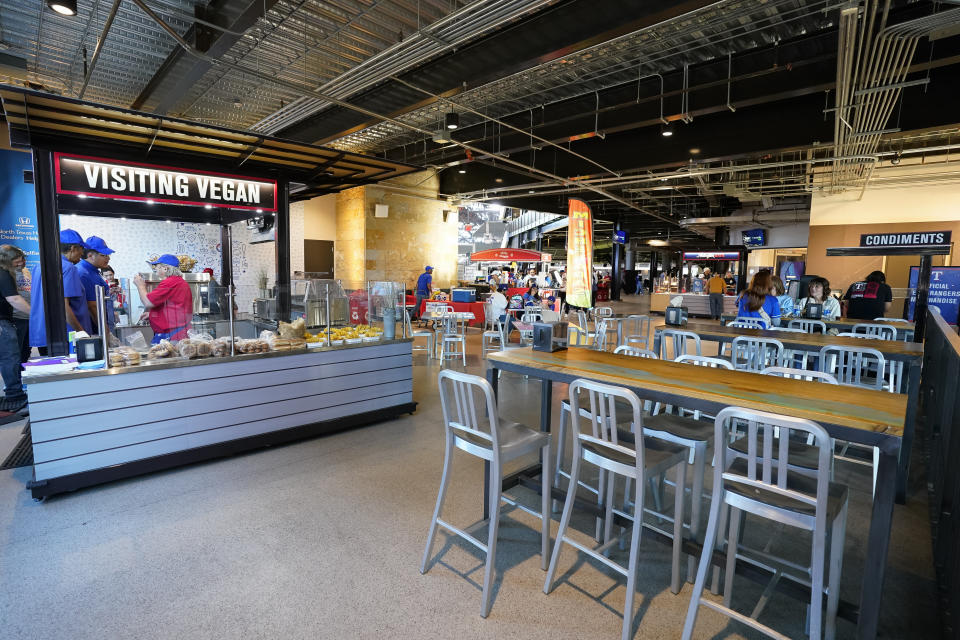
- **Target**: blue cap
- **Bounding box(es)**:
[84,236,115,255]
[425,265,434,271]
[149,254,180,267]
[59,229,85,246]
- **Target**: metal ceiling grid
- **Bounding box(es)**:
[0,0,199,106]
[248,0,558,135]
[326,0,836,155]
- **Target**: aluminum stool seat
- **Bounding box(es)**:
[683,407,849,640]
[422,370,552,618]
[545,379,688,640]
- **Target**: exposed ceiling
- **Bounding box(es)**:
[2,0,960,245]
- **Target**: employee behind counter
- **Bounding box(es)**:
[134,254,194,344]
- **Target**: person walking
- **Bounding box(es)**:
[706,269,726,320]
[413,265,434,320]
[0,244,31,412]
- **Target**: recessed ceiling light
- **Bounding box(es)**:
[661,123,673,137]
[47,0,76,16]
[121,217,126,221]
[206,222,211,226]
[528,190,535,194]
[166,219,172,224]
[458,169,466,174]
[495,178,503,183]
[660,177,668,182]
[689,148,701,154]
[445,112,460,130]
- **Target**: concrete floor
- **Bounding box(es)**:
[0,295,939,639]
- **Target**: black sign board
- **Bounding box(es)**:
[55,153,277,212]
[859,230,951,248]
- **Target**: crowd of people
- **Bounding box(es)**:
[0,232,196,415]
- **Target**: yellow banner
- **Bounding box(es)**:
[566,198,593,309]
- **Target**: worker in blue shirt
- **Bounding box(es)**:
[413,265,433,320]
[76,236,116,333]
[29,229,91,353]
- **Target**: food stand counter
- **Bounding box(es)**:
[25,339,414,499]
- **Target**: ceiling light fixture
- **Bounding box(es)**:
[445,112,460,130]
[432,131,451,144]
[689,148,701,154]
[458,169,466,174]
[661,123,673,137]
[232,98,243,108]
[47,0,77,16]
[495,178,503,183]
[891,151,902,165]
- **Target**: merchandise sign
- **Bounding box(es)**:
[566,198,593,309]
[682,251,740,260]
[55,153,278,212]
[909,266,960,325]
[860,230,951,248]
[0,149,40,275]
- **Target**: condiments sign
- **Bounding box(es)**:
[55,153,277,212]
[860,231,951,248]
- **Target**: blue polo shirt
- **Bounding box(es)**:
[76,260,115,328]
[415,272,432,295]
[29,256,92,347]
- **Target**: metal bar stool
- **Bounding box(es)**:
[421,370,552,618]
[730,336,784,372]
[404,309,434,359]
[438,314,467,367]
[659,329,702,360]
[683,407,849,640]
[545,378,688,640]
[624,314,651,349]
[788,318,826,334]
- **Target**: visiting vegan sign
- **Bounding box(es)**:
[55,153,277,212]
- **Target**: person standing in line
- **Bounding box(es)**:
[30,229,91,355]
[413,265,434,321]
[706,269,727,320]
[77,236,116,334]
[0,245,31,412]
[842,270,893,320]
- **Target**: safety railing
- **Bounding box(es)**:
[920,310,960,640]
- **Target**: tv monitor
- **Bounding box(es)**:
[613,230,629,244]
[742,228,766,247]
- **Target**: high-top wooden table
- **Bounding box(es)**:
[653,321,923,503]
[721,314,916,340]
[486,347,906,640]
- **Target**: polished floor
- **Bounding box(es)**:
[0,296,939,639]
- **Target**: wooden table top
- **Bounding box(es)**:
[723,314,914,330]
[655,322,923,360]
[488,347,906,439]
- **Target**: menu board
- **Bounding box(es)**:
[909,266,960,324]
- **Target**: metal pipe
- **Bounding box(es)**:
[78,0,123,99]
[228,284,235,357]
[96,285,109,369]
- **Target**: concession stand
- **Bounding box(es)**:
[650,248,748,316]
[468,247,560,314]
[0,85,421,499]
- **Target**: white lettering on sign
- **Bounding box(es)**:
[62,157,268,207]
[863,232,947,246]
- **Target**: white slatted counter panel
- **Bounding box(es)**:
[28,342,413,481]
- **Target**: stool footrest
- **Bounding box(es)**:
[699,598,792,640]
[436,518,488,553]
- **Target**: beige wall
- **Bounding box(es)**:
[808,180,960,293]
[303,193,336,241]
[333,170,457,291]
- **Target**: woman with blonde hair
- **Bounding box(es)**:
[0,244,31,412]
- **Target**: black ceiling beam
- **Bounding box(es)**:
[130,0,279,113]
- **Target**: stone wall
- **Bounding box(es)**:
[334,170,457,292]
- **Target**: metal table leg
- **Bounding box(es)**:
[896,358,922,504]
[652,330,662,358]
[857,440,898,639]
